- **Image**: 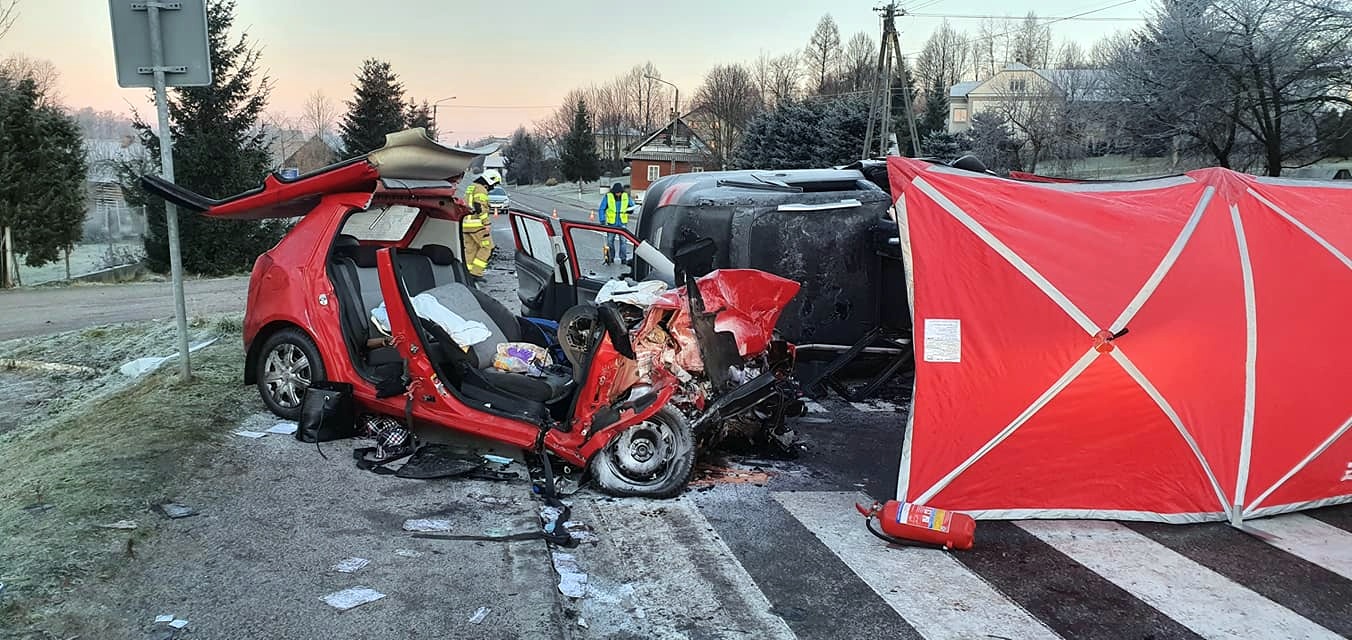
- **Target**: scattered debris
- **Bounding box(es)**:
[331,557,370,573]
[563,521,599,545]
[551,552,588,598]
[0,582,6,599]
[402,518,452,533]
[469,492,515,507]
[540,505,564,523]
[96,520,138,530]
[690,463,773,487]
[154,614,174,624]
[232,430,268,439]
[577,617,589,629]
[119,338,219,378]
[849,400,900,413]
[168,619,189,629]
[157,503,196,519]
[22,502,53,513]
[804,400,829,414]
[0,358,99,377]
[482,454,514,465]
[469,606,490,624]
[798,417,832,424]
[393,549,422,558]
[266,422,298,435]
[321,586,386,611]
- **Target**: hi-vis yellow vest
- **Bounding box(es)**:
[605,192,631,225]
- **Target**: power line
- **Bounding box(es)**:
[902,0,1141,56]
[908,12,1144,21]
[432,104,556,110]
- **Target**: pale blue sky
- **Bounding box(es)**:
[3,0,1144,141]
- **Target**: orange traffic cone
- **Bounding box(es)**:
[552,208,559,219]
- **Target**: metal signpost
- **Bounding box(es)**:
[108,0,212,380]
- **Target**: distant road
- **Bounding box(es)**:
[0,276,249,341]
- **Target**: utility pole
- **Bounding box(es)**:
[645,75,680,176]
[862,1,921,159]
[431,96,457,142]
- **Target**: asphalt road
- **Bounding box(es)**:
[0,276,249,341]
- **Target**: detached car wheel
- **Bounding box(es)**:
[590,406,695,498]
[256,328,325,420]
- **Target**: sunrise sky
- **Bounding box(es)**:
[3,0,1143,142]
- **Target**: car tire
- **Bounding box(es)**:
[256,328,326,420]
[589,406,695,499]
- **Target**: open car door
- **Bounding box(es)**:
[507,210,575,319]
[558,219,646,306]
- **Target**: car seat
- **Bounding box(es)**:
[418,282,573,405]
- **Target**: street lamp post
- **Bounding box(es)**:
[643,75,679,176]
[431,96,457,141]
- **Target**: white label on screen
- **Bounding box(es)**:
[923,319,961,363]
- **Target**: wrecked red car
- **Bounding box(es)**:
[141,129,802,497]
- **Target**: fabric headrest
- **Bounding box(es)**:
[332,234,360,257]
[353,245,380,268]
[421,244,456,266]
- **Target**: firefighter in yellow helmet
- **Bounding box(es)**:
[462,169,501,281]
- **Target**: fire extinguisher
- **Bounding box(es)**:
[856,500,976,550]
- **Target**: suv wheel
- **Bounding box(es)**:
[256,328,325,420]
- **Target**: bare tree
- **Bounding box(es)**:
[842,32,877,93]
[1012,12,1052,68]
[915,20,971,93]
[803,14,842,94]
[621,62,671,134]
[694,64,761,167]
[1055,40,1087,69]
[752,52,802,109]
[301,90,338,138]
[0,0,18,42]
[770,53,803,105]
[991,75,1064,172]
[973,17,1015,79]
[1,54,60,106]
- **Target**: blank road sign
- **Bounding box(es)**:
[108,0,212,88]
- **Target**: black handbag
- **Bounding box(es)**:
[296,381,356,443]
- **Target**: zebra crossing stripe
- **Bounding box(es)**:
[774,492,1061,640]
[1243,514,1352,582]
[1015,520,1343,640]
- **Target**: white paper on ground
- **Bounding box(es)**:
[232,430,267,439]
[119,338,220,377]
[551,552,588,598]
[321,586,386,611]
[169,619,188,629]
[469,606,490,624]
[154,614,174,623]
[393,549,422,558]
[849,400,899,413]
[266,422,298,435]
[402,518,452,533]
[332,557,370,573]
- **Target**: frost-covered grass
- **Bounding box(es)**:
[13,242,143,286]
[0,314,250,629]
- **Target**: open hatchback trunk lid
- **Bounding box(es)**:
[140,128,497,220]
